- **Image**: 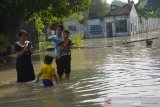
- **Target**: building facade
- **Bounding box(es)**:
[70,1,160,39]
[64,19,83,35]
[84,2,141,38]
[84,18,104,38]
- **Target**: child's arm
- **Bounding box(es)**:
[53,74,58,85]
[45,31,52,41]
[36,72,42,83]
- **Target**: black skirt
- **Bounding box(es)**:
[16,62,35,82]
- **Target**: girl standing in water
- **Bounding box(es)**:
[15,30,35,82]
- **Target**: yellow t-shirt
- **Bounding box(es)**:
[40,64,56,81]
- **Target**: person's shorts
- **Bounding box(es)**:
[43,79,53,86]
[56,57,64,76]
[56,55,71,76]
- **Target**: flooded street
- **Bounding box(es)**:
[0,31,160,107]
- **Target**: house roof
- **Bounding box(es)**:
[87,16,100,20]
[87,16,104,20]
[105,2,134,17]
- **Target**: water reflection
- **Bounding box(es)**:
[0,31,160,107]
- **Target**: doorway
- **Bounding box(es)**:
[106,22,113,37]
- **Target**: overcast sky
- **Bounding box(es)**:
[106,0,139,4]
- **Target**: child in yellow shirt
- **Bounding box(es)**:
[36,55,58,86]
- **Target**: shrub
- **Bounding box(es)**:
[0,34,10,55]
[70,33,84,47]
[38,32,84,52]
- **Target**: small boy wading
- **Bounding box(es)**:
[36,55,58,86]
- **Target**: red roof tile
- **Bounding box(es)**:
[106,2,134,17]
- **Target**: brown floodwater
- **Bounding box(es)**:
[0,31,160,107]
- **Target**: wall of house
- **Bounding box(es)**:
[84,3,160,39]
[130,4,139,35]
[84,19,104,38]
[64,20,83,35]
[104,15,130,37]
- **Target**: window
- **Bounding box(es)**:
[68,26,77,31]
[90,25,102,35]
[115,20,127,33]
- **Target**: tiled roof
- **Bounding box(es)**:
[87,16,104,20]
[105,2,134,17]
[88,16,99,19]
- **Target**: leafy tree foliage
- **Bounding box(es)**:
[136,0,160,17]
[88,0,110,18]
[0,0,91,36]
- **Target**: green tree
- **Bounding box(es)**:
[88,0,110,18]
[136,0,160,17]
[0,0,91,42]
[63,12,84,22]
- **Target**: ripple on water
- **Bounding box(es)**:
[0,37,160,107]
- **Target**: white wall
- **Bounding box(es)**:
[85,18,104,38]
[130,4,139,35]
[104,15,130,37]
[64,20,83,35]
[84,4,160,39]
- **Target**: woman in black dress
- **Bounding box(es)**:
[15,30,35,82]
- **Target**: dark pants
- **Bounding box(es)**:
[56,55,71,77]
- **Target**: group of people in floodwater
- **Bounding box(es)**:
[15,24,73,86]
